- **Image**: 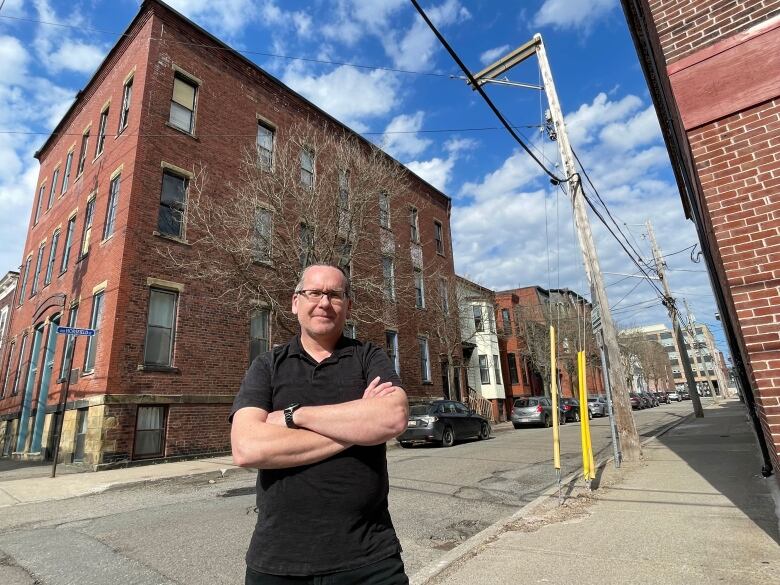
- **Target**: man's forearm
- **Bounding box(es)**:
[293,390,409,446]
[232,423,350,469]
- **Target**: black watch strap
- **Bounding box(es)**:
[284,403,301,429]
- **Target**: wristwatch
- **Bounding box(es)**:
[284,403,302,429]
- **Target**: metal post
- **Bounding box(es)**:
[598,331,621,468]
[50,336,76,478]
[682,299,718,403]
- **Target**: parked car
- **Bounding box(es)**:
[629,392,643,409]
[640,393,657,408]
[680,390,691,400]
[587,395,608,417]
[668,391,681,402]
[655,391,670,404]
[398,400,491,448]
[510,396,566,428]
[560,397,592,422]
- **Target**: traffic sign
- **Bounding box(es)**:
[56,326,95,336]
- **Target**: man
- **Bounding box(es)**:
[230,264,410,584]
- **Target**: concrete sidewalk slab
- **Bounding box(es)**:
[422,400,780,585]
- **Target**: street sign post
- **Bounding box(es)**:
[50,327,94,478]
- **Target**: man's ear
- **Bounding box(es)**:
[292,292,299,315]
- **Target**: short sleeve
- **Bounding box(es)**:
[229,353,273,423]
[363,342,403,388]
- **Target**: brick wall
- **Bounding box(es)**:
[650,0,780,64]
[688,98,780,469]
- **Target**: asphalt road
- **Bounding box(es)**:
[0,401,695,584]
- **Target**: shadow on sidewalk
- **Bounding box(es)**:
[654,400,780,546]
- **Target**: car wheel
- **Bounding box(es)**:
[559,414,566,425]
[512,423,521,429]
[588,410,593,420]
[478,422,490,440]
[399,441,412,448]
[574,411,580,422]
[441,426,455,448]
[543,414,551,428]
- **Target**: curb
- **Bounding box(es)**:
[409,408,698,585]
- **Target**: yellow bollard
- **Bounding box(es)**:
[578,351,589,480]
[550,325,561,471]
[579,351,596,480]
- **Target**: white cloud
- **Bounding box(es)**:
[532,0,619,32]
[321,0,407,45]
[383,0,471,70]
[45,40,105,75]
[479,44,510,65]
[407,157,455,193]
[565,92,643,146]
[381,112,432,159]
[165,0,257,37]
[460,146,547,201]
[282,65,400,130]
[0,36,29,85]
[599,105,663,151]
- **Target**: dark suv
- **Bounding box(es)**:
[398,400,491,448]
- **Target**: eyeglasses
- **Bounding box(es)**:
[296,289,348,303]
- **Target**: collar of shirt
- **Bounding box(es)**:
[288,334,356,365]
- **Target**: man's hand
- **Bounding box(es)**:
[363,376,399,399]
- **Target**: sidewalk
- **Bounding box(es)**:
[414,399,780,585]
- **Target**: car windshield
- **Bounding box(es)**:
[410,405,432,416]
[587,398,597,402]
[514,399,537,408]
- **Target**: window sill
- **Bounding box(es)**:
[137,364,180,374]
[436,252,446,257]
[422,381,433,385]
[81,370,95,378]
[165,122,198,140]
[75,172,84,183]
[153,231,191,246]
[117,126,128,138]
[75,253,89,265]
[92,152,104,164]
[100,234,115,246]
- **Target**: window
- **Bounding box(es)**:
[80,196,96,257]
[103,174,121,239]
[84,291,104,373]
[61,150,73,194]
[134,405,166,458]
[34,184,45,224]
[338,169,349,232]
[144,289,178,367]
[507,353,519,384]
[169,75,197,133]
[379,191,390,228]
[386,331,400,374]
[414,268,425,308]
[409,208,419,243]
[76,130,90,176]
[300,147,315,188]
[158,171,187,238]
[473,305,484,332]
[478,354,490,384]
[1,342,14,398]
[249,309,269,364]
[119,77,133,132]
[256,123,274,169]
[253,209,272,263]
[493,354,501,384]
[18,256,31,305]
[44,230,59,286]
[434,221,444,254]
[521,359,529,384]
[48,169,59,209]
[61,216,76,273]
[96,108,109,156]
[59,305,78,380]
[419,337,431,382]
[501,308,511,334]
[11,334,27,395]
[31,242,46,297]
[299,223,313,267]
[0,308,6,351]
[382,256,395,300]
[343,322,356,339]
[439,278,449,314]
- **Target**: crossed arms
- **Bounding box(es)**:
[231,377,409,470]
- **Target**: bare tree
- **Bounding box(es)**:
[161,120,430,335]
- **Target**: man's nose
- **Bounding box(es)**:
[317,293,333,307]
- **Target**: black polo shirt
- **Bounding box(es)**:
[230,335,403,576]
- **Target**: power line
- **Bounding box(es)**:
[410,0,566,184]
[610,278,645,310]
[0,13,452,78]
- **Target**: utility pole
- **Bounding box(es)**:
[470,35,640,461]
[683,299,719,403]
[645,220,704,417]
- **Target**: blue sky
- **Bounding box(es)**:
[0,0,729,358]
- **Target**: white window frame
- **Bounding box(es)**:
[256,122,275,170]
[169,73,198,134]
[479,354,490,384]
[386,330,400,374]
[144,288,178,367]
[419,336,431,382]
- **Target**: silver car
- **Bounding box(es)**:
[587,395,608,417]
[511,397,565,428]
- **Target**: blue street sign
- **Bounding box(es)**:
[56,326,95,336]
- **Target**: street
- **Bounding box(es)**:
[0,402,695,584]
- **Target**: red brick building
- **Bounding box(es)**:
[0,0,456,468]
[495,286,604,418]
[620,1,780,477]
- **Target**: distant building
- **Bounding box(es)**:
[0,0,455,468]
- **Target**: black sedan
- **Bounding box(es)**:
[397,400,491,448]
[560,397,592,422]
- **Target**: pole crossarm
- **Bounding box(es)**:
[469,37,541,86]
